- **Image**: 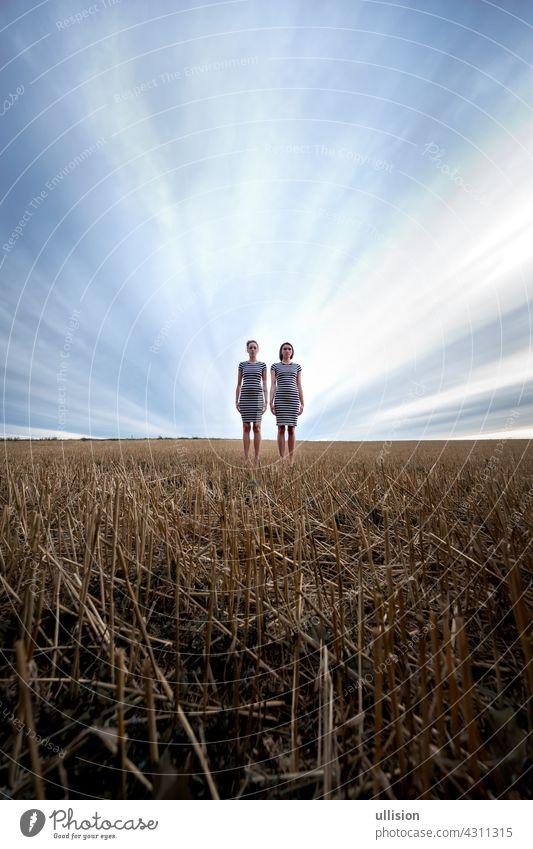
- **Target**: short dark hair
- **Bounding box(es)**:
[279,342,294,360]
[246,339,259,349]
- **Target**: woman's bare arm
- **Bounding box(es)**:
[269,368,276,413]
[236,367,243,410]
[297,370,304,415]
[262,366,267,412]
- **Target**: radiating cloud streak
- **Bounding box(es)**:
[1,0,532,439]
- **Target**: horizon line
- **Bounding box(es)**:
[2,435,531,444]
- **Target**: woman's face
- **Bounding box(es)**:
[247,342,258,356]
[281,345,293,359]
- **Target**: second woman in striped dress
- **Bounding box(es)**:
[236,340,267,464]
[270,342,304,465]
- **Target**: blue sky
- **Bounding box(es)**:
[1,0,532,440]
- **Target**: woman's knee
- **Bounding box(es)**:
[243,422,251,433]
[252,422,261,433]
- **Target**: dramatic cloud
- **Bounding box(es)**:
[1,0,532,439]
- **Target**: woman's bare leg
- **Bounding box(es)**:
[277,425,286,459]
[252,422,262,463]
[288,426,296,464]
[243,422,251,462]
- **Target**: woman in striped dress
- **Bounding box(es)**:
[270,342,304,465]
[236,340,267,464]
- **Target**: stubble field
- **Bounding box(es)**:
[1,438,532,800]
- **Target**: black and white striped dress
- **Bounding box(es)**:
[271,362,302,426]
[238,361,266,423]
